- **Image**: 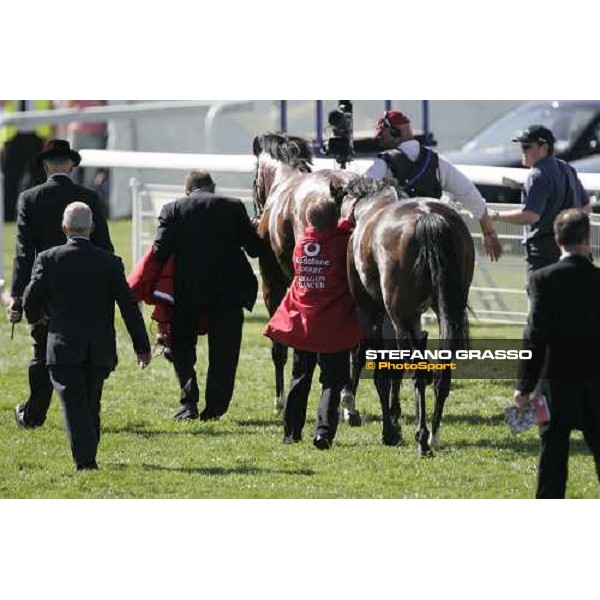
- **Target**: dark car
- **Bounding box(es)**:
[444,100,600,203]
[571,154,600,206]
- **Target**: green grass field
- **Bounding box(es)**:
[1,221,599,498]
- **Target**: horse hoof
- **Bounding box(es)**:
[346,410,362,427]
[418,447,434,458]
[429,431,441,450]
[273,397,284,412]
[382,432,403,447]
[340,389,355,412]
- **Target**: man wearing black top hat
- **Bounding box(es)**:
[489,125,590,280]
[7,139,114,429]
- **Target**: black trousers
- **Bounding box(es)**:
[20,322,54,426]
[283,349,350,442]
[537,399,600,499]
[48,361,110,468]
[1,132,45,221]
[170,305,243,417]
[525,236,561,286]
[525,237,560,397]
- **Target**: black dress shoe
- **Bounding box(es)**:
[173,404,199,420]
[283,435,302,445]
[14,404,37,430]
[313,434,332,450]
[200,410,222,422]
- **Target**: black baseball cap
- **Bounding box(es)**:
[512,125,556,145]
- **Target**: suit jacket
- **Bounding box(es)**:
[152,190,261,310]
[22,238,150,370]
[11,174,114,297]
[517,254,600,425]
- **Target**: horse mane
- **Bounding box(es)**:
[345,176,405,199]
[256,133,313,173]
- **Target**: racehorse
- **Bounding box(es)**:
[251,133,359,414]
[338,177,475,456]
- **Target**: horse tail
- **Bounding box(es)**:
[413,211,470,350]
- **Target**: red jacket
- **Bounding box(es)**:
[127,247,208,334]
[264,219,364,353]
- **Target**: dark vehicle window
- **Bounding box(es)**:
[462,103,598,155]
[587,120,600,152]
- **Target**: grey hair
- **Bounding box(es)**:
[63,202,93,236]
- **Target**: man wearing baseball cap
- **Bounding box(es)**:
[365,110,502,262]
[489,124,590,279]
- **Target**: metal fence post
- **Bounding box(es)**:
[130,177,141,267]
[422,100,431,146]
[279,101,288,133]
[316,101,324,154]
[0,169,4,294]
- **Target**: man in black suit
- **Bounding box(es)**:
[152,170,261,421]
[22,202,151,470]
[7,139,113,429]
[515,209,600,498]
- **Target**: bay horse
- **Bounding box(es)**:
[252,133,360,416]
[338,177,475,456]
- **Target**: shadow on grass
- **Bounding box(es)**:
[102,425,252,438]
[439,413,507,426]
[235,419,280,428]
[141,463,315,477]
[359,412,508,427]
[450,436,594,457]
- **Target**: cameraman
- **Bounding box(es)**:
[326,101,354,168]
[364,110,502,261]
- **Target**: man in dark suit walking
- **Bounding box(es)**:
[7,139,113,429]
[22,202,151,470]
[152,170,261,421]
[515,209,600,498]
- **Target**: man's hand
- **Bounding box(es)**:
[483,230,503,262]
[513,390,529,409]
[7,297,23,324]
[137,352,152,369]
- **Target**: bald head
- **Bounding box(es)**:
[63,202,94,238]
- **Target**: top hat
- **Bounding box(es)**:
[37,139,82,167]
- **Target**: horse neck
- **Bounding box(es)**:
[272,162,301,189]
[259,157,300,201]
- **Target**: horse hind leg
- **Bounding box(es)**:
[430,366,452,450]
[375,371,401,446]
[390,378,403,444]
[340,343,365,427]
[411,330,433,457]
[376,316,401,446]
[272,342,288,412]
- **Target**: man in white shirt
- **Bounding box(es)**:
[364,110,502,261]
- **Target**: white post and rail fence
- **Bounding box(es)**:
[2,102,600,324]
